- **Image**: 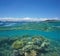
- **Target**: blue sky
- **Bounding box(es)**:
[0,0,60,20]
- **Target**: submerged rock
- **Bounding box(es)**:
[25,50,37,56]
[12,40,25,49]
[0,35,60,56]
[11,36,50,56]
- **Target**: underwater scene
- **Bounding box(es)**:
[0,20,60,56]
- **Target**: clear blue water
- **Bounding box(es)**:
[0,29,60,41]
[0,22,60,56]
[0,22,60,42]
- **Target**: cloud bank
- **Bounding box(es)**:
[0,17,59,22]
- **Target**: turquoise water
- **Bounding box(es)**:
[0,22,60,56]
[0,29,60,41]
[0,21,60,41]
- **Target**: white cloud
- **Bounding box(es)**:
[0,17,59,22]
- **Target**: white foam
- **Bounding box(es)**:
[0,17,59,22]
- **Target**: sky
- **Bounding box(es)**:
[0,0,60,21]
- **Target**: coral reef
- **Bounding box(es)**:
[0,35,60,56]
[12,36,50,56]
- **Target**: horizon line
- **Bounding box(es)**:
[0,17,59,22]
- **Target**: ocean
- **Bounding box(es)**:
[0,21,60,56]
[0,21,60,41]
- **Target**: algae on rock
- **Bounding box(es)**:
[12,36,50,56]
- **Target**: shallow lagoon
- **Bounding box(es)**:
[0,29,60,41]
[0,21,60,56]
